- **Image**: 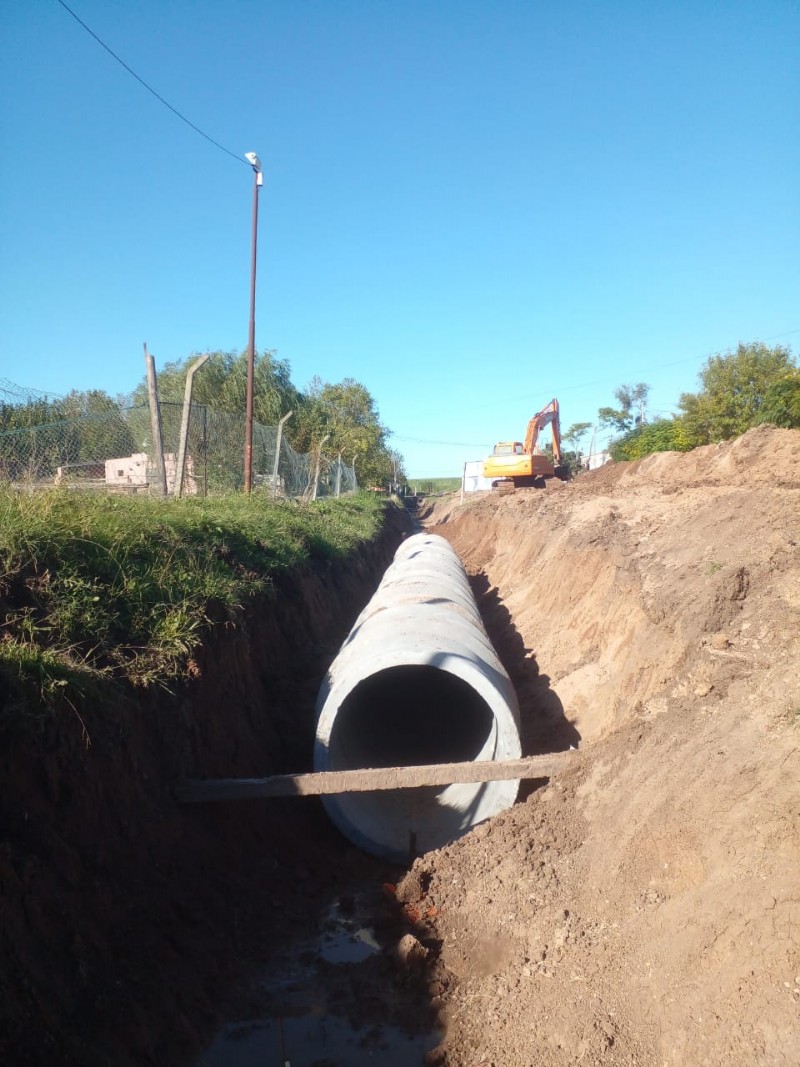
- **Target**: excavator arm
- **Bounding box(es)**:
[522,399,562,465]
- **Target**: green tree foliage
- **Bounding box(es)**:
[291,376,394,488]
[0,396,61,478]
[385,447,407,490]
[132,354,401,489]
[0,397,56,434]
[755,375,800,429]
[598,383,650,433]
[0,389,134,478]
[59,389,136,464]
[609,417,693,461]
[678,342,796,445]
[131,349,301,426]
[562,421,592,473]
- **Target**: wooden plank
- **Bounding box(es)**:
[176,752,572,803]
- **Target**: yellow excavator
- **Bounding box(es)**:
[483,398,565,490]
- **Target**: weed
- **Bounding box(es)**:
[0,488,386,719]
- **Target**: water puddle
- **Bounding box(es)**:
[318,898,382,964]
[197,885,439,1066]
[199,1015,435,1066]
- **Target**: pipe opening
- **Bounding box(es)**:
[329,665,496,771]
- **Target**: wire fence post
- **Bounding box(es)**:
[202,405,208,497]
[272,409,292,498]
[335,450,343,497]
[144,344,167,498]
[311,434,329,501]
[175,354,209,498]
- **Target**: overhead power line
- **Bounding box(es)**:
[55,0,248,166]
[477,325,800,410]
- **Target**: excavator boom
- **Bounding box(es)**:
[523,399,562,463]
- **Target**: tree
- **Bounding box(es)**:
[755,375,800,430]
[291,377,395,488]
[678,342,796,445]
[0,388,134,479]
[129,352,406,493]
[609,417,693,461]
[561,421,592,474]
[386,447,407,491]
[0,395,62,478]
[598,383,650,434]
[131,349,300,426]
[59,389,135,465]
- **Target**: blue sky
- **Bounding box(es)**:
[1,0,798,477]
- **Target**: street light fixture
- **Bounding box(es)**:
[243,151,263,494]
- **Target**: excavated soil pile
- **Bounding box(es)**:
[399,425,800,1066]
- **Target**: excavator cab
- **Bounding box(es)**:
[491,442,526,457]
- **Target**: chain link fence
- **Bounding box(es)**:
[0,380,357,499]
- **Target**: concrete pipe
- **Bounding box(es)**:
[314,532,521,861]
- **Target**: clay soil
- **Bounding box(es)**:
[397,425,800,1066]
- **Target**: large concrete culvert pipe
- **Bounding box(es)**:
[314,532,522,861]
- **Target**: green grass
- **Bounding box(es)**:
[411,477,461,494]
[0,488,386,722]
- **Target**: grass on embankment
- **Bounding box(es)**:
[411,477,461,494]
[0,488,387,724]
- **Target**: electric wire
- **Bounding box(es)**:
[55,0,248,167]
[469,325,800,410]
[393,326,800,448]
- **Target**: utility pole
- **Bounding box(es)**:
[243,151,263,494]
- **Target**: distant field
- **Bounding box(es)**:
[410,477,461,494]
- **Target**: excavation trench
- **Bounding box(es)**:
[98,434,800,1066]
[2,504,563,1066]
[197,532,538,1065]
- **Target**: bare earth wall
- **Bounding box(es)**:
[399,425,800,1066]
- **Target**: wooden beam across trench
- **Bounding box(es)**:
[177,752,571,804]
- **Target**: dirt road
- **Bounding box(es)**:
[398,425,800,1066]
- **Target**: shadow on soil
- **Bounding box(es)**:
[470,573,581,798]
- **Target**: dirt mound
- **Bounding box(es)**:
[399,427,800,1066]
